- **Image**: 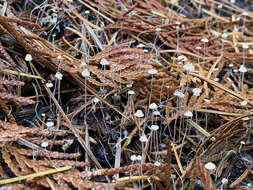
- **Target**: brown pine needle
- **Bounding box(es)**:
[229,168,249,188]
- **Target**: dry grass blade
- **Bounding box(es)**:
[187,119,216,141]
[171,142,184,175]
[0,166,71,185]
[2,69,45,82]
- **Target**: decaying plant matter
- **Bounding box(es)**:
[0,0,252,189]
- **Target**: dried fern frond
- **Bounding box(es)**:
[0,92,35,105]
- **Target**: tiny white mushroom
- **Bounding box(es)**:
[127,90,135,95]
[130,155,137,161]
[222,33,228,39]
[136,155,142,161]
[192,88,202,96]
[143,49,149,53]
[210,30,219,36]
[184,111,193,117]
[41,141,49,148]
[148,69,158,75]
[204,162,216,173]
[81,68,90,77]
[149,103,158,110]
[242,11,249,17]
[240,141,246,145]
[137,43,145,48]
[25,54,33,62]
[135,110,144,118]
[214,78,219,82]
[62,139,74,151]
[151,125,159,131]
[173,90,185,98]
[201,38,209,43]
[240,100,248,106]
[155,27,162,32]
[153,111,161,116]
[100,58,109,66]
[239,65,247,73]
[221,178,228,185]
[93,97,100,103]
[57,55,62,60]
[178,55,188,61]
[46,81,53,88]
[228,63,234,67]
[81,61,87,66]
[242,43,249,49]
[204,99,210,103]
[242,117,249,121]
[171,174,176,179]
[126,83,133,88]
[55,72,63,80]
[183,62,195,71]
[139,134,148,142]
[85,10,90,14]
[46,121,54,128]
